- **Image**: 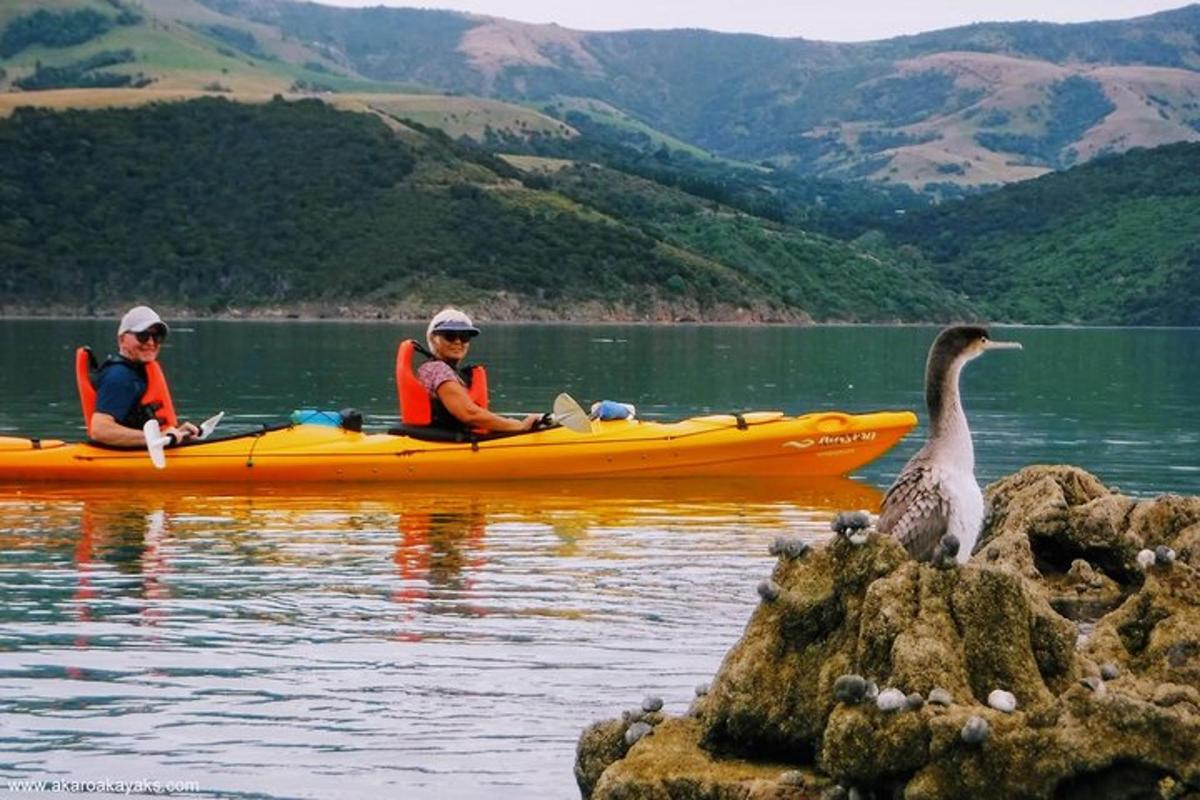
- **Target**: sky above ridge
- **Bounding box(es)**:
[313,0,1192,41]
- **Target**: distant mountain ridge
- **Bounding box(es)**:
[4,0,1200,188]
[183,0,1200,188]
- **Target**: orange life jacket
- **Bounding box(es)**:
[396,339,488,429]
[76,346,179,436]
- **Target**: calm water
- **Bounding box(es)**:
[0,321,1195,798]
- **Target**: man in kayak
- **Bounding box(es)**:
[88,306,199,447]
[418,308,541,434]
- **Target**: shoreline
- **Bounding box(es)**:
[0,312,904,327]
[2,310,1196,330]
[1,301,818,326]
[0,304,868,327]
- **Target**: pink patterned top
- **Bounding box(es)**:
[417,360,463,398]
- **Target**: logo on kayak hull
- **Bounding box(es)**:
[783,431,877,450]
[818,431,877,446]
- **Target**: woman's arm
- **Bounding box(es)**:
[435,381,539,432]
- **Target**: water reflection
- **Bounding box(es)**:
[0,478,878,798]
[394,504,490,638]
[0,477,882,563]
[1,478,882,617]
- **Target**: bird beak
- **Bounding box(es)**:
[984,340,1022,351]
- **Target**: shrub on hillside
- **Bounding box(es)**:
[203,24,273,60]
[975,77,1114,167]
[0,9,114,58]
[13,50,144,91]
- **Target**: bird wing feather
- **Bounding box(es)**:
[878,460,950,561]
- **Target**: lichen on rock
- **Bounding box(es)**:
[576,466,1200,800]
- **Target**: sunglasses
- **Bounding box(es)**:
[437,332,475,343]
[132,329,166,344]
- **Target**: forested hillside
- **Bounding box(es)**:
[493,111,1199,326]
[882,143,1200,325]
[0,97,970,322]
[1,95,1195,324]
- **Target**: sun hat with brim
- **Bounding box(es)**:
[118,305,169,336]
[426,308,480,349]
[430,319,480,336]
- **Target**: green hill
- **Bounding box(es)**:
[539,165,971,322]
[0,97,967,322]
[0,0,336,93]
[882,142,1200,325]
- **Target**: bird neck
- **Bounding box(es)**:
[927,360,974,471]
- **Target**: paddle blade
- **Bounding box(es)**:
[143,420,169,470]
[198,411,225,440]
[552,393,592,434]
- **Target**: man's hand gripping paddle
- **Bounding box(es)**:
[143,411,224,470]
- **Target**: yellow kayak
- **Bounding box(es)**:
[0,409,916,484]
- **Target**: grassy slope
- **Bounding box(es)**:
[0,0,428,94]
[544,96,731,163]
[0,0,583,140]
[363,94,574,140]
[0,1,232,76]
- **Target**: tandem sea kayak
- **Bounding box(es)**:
[0,409,917,484]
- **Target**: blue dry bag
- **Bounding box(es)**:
[290,409,344,427]
[590,400,636,421]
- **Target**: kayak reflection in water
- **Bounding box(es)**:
[398,307,541,435]
[393,504,490,640]
[83,305,199,448]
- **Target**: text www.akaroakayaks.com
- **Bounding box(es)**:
[6,778,201,795]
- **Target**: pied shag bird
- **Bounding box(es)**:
[878,326,1022,564]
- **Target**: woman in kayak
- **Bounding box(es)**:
[417,308,541,434]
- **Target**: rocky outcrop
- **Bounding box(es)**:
[577,466,1200,800]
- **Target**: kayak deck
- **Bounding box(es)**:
[0,409,917,483]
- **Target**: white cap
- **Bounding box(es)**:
[118,305,169,335]
[425,307,479,350]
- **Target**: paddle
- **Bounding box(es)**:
[197,411,224,440]
[143,411,225,469]
[143,419,171,470]
[545,393,591,434]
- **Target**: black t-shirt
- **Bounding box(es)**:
[94,359,148,429]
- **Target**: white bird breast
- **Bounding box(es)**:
[941,467,984,563]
